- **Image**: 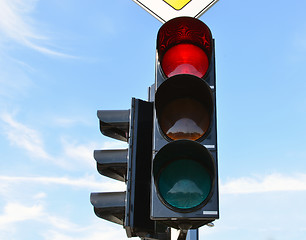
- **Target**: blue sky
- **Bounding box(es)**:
[1,0,306,239]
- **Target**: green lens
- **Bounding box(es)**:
[158,158,211,209]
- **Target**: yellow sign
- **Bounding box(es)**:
[163,0,192,10]
[132,0,219,23]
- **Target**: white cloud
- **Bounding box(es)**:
[221,173,306,194]
[0,58,35,99]
[0,175,125,192]
[1,112,52,160]
[59,138,128,169]
[43,225,128,240]
[61,138,97,168]
[0,112,99,169]
[102,140,128,149]
[2,172,306,197]
[1,172,306,240]
[0,201,114,239]
[46,216,82,232]
[0,0,72,57]
[33,192,47,200]
[0,175,125,238]
[52,117,89,127]
[0,193,127,239]
[0,202,43,228]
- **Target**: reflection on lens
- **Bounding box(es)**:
[158,159,211,209]
[161,44,209,78]
[160,98,210,141]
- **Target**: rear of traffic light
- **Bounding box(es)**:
[91,109,129,226]
[90,99,157,238]
[151,16,219,230]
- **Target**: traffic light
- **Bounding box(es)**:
[150,16,219,231]
[90,109,129,226]
[90,98,158,238]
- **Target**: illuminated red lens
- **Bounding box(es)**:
[157,17,212,79]
[161,43,209,78]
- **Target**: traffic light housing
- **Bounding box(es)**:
[91,109,129,226]
[125,98,155,238]
[90,15,219,239]
[91,98,158,238]
[150,16,219,230]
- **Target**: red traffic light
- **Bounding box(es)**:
[157,17,212,78]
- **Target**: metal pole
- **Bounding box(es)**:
[186,229,198,240]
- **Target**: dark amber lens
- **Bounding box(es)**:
[160,97,210,141]
[155,75,213,141]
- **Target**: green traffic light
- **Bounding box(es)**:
[158,158,212,209]
[153,140,215,211]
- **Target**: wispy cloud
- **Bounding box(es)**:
[0,201,119,239]
[42,227,128,240]
[2,172,306,195]
[101,140,128,149]
[0,112,100,169]
[1,112,51,160]
[0,175,125,192]
[221,173,306,194]
[0,202,127,240]
[0,174,125,238]
[0,0,72,57]
[61,138,97,168]
[52,116,89,128]
[0,202,43,228]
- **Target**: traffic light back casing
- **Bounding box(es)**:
[125,98,155,238]
[91,99,158,238]
[91,109,130,226]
